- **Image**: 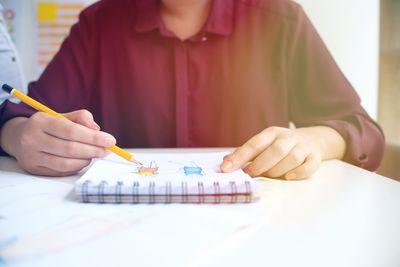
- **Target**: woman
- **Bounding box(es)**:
[0,0,384,177]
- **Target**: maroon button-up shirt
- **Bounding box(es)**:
[0,0,384,170]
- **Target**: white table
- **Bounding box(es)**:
[1,149,400,267]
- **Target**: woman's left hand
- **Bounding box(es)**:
[220,126,345,180]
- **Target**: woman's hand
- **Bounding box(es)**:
[0,110,116,176]
[220,126,346,180]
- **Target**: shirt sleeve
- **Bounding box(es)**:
[0,6,97,155]
[286,5,384,171]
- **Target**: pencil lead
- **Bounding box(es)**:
[131,159,143,166]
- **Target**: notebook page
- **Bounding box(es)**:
[75,152,258,195]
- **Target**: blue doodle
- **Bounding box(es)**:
[183,166,203,176]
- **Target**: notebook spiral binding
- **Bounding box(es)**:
[116,181,123,203]
[81,180,253,204]
[132,181,140,203]
[98,181,107,203]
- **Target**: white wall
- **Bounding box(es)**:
[0,0,34,91]
[295,0,380,119]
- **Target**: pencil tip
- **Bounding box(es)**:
[131,159,143,166]
[1,84,13,94]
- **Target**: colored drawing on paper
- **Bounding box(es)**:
[168,160,205,176]
[180,162,204,176]
[0,215,140,262]
[133,161,159,176]
[183,166,204,176]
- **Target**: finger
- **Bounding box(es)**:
[285,154,321,180]
[27,165,82,177]
[265,144,308,178]
[63,109,100,130]
[243,134,299,177]
[220,128,281,172]
[37,114,116,147]
[38,152,91,173]
[39,132,109,159]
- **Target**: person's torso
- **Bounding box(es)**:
[81,0,297,147]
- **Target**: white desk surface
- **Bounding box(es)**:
[0,148,400,267]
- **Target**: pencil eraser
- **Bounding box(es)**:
[1,84,13,94]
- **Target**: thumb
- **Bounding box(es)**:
[63,109,100,130]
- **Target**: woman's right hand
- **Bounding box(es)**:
[0,109,116,176]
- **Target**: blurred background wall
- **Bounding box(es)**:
[0,0,97,88]
[377,0,400,179]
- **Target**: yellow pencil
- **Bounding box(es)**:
[2,84,141,165]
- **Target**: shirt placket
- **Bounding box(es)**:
[174,40,190,147]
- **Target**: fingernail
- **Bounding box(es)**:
[286,173,297,180]
[104,136,116,147]
[243,166,251,175]
[221,160,233,172]
[223,154,231,160]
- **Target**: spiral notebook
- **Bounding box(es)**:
[75,152,259,204]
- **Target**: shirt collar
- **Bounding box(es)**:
[134,0,160,33]
[203,0,234,36]
[134,0,234,37]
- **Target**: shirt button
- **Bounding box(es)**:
[202,36,208,42]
